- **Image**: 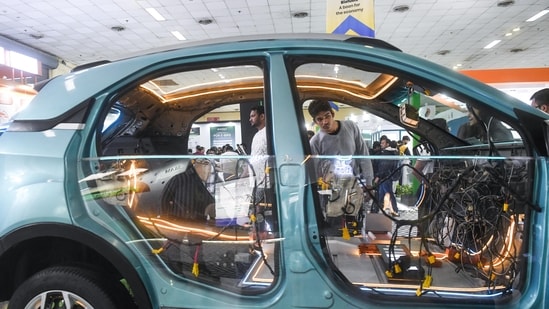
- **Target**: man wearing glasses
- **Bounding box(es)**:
[531,88,549,113]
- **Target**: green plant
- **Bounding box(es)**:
[395,184,414,196]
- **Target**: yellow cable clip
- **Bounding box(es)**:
[342,226,351,240]
[317,177,329,190]
[192,263,199,277]
[152,247,164,254]
[422,275,433,288]
[192,246,200,277]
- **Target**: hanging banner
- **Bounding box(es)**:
[326,0,375,37]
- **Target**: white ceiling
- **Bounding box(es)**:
[0,0,547,70]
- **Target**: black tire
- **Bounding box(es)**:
[9,266,134,309]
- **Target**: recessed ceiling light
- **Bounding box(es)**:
[484,39,501,49]
[436,50,450,55]
[510,48,525,53]
[198,18,214,25]
[170,31,186,41]
[111,26,125,32]
[393,5,410,13]
[292,11,308,18]
[526,9,549,22]
[29,33,43,39]
[146,8,166,21]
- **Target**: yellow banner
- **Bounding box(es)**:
[326,0,375,37]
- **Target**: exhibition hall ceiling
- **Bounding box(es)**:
[0,0,547,70]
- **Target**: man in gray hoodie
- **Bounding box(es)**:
[308,99,374,234]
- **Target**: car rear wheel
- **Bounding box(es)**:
[9,266,133,309]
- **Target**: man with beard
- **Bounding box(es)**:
[247,105,274,237]
[530,88,549,113]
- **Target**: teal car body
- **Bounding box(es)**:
[0,34,547,308]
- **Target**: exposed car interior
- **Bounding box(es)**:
[79,56,529,302]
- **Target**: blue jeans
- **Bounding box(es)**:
[377,180,398,213]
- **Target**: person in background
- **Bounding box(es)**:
[400,136,411,156]
[530,88,549,113]
[398,135,411,185]
[374,136,399,216]
[247,105,275,237]
[457,106,513,142]
[370,141,382,189]
[307,130,315,140]
[248,105,268,184]
[396,140,403,153]
[370,141,381,155]
[193,145,205,155]
[219,144,239,180]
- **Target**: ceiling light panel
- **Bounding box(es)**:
[170,31,186,41]
[526,9,549,22]
[146,8,166,21]
[484,40,502,49]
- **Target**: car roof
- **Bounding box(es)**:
[14,35,544,124]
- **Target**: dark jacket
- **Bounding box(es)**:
[373,147,398,180]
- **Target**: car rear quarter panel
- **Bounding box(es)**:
[0,130,74,234]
